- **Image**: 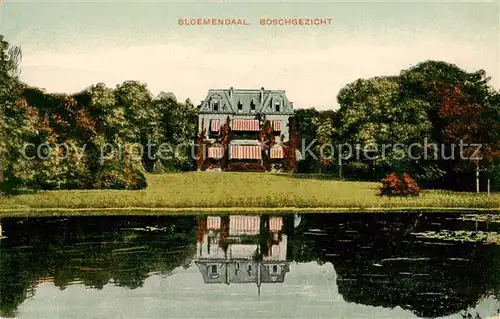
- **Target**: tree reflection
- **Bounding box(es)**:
[294,213,500,318]
[0,216,196,318]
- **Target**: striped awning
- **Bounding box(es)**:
[269,217,283,232]
[229,145,262,160]
[270,147,284,159]
[207,147,224,159]
[210,119,220,132]
[229,215,260,235]
[207,216,221,230]
[273,120,281,131]
[232,119,259,131]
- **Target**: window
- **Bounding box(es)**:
[274,101,280,112]
[213,101,219,111]
[211,265,218,274]
[238,101,243,112]
[250,100,256,112]
[272,265,278,273]
[209,264,219,279]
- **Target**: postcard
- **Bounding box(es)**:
[0,0,499,318]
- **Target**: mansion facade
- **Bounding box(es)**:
[197,87,295,170]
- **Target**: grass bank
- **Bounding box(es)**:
[0,172,499,217]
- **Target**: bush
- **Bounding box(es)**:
[91,147,147,190]
[379,172,421,196]
[92,167,147,190]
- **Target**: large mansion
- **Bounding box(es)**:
[197,87,295,170]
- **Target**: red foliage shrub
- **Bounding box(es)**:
[379,172,421,197]
[196,126,206,170]
[219,117,232,170]
[259,118,276,171]
[226,162,266,172]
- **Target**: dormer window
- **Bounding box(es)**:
[213,100,219,111]
[250,100,256,112]
[237,101,243,112]
[274,100,280,112]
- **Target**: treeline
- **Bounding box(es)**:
[296,62,500,191]
[1,34,499,192]
[0,36,197,193]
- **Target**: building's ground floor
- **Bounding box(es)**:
[203,141,286,172]
[198,116,290,171]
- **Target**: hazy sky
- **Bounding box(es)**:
[0,0,499,109]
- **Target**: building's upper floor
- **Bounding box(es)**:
[198,87,294,116]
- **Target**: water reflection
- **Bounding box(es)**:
[0,213,499,318]
[0,216,196,318]
[293,214,500,319]
[195,215,291,295]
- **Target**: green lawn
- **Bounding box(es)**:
[0,172,499,216]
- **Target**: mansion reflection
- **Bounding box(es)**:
[195,215,291,293]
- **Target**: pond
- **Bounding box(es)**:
[0,213,499,319]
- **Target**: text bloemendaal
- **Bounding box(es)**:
[178,18,250,26]
[177,17,332,26]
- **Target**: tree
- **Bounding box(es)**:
[336,76,435,182]
[400,61,497,190]
[7,45,22,78]
[154,93,198,171]
[0,37,38,193]
[334,60,498,190]
[115,81,157,168]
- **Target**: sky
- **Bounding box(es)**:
[0,0,499,110]
[14,262,500,318]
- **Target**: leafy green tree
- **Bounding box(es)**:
[336,76,436,181]
[335,61,499,189]
[0,37,39,193]
[153,93,198,171]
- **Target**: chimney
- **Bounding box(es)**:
[260,87,264,102]
[229,87,234,108]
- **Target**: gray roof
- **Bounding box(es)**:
[198,87,294,115]
[195,260,290,285]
